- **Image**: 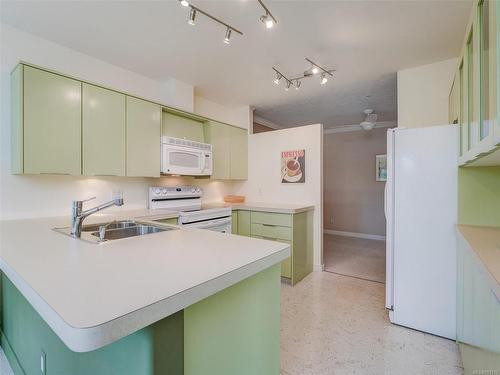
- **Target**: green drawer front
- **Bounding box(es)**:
[251,235,292,279]
[250,212,292,227]
[251,223,292,241]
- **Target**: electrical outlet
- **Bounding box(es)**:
[40,350,46,374]
[329,217,334,224]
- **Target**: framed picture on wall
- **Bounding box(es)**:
[281,150,305,183]
[376,154,387,182]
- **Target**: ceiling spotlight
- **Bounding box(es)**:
[180,0,189,6]
[285,81,292,91]
[312,66,319,75]
[260,13,274,29]
[295,80,301,90]
[223,27,232,44]
[321,74,328,85]
[188,8,196,25]
[273,72,282,85]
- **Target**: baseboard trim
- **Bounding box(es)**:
[324,229,386,241]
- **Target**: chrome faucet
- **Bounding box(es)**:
[70,194,124,238]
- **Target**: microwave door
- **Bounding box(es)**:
[163,148,204,175]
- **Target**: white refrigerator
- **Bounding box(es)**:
[385,125,458,340]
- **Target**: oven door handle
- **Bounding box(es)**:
[182,216,231,229]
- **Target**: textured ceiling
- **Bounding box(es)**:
[1,0,472,127]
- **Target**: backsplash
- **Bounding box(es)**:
[0,174,234,220]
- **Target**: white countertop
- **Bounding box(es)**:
[0,210,289,352]
[203,201,315,214]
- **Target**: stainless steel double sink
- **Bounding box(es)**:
[54,220,176,244]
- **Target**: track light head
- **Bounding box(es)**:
[320,74,328,85]
[223,27,232,44]
[180,0,189,7]
[188,8,196,25]
[273,72,282,85]
[311,66,319,75]
[260,13,274,29]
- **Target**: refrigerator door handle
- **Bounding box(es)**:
[384,183,388,219]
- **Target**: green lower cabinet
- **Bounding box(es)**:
[231,211,238,234]
[457,235,500,373]
[237,210,251,236]
[1,265,281,375]
[184,264,280,375]
[1,273,183,375]
[234,209,313,285]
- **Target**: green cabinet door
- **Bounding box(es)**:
[229,127,248,180]
[204,121,230,179]
[162,111,205,143]
[23,66,82,175]
[83,84,126,176]
[126,96,161,177]
[237,211,251,236]
[231,211,238,234]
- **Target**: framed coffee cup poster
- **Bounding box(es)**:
[281,149,305,183]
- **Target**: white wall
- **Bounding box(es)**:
[397,58,457,128]
[194,95,250,130]
[234,124,324,268]
[0,24,237,219]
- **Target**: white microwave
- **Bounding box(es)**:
[161,136,212,176]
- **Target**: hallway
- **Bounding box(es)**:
[323,234,386,283]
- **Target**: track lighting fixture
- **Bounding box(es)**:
[257,0,277,29]
[223,27,232,44]
[178,0,243,44]
[273,72,282,85]
[272,58,335,92]
[188,8,196,25]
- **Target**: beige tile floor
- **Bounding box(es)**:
[280,270,463,375]
[324,234,386,283]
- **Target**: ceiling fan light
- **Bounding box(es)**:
[295,80,301,90]
[320,74,328,85]
[180,0,189,6]
[312,66,319,74]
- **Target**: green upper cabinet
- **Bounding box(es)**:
[229,126,248,180]
[82,84,126,176]
[19,65,82,175]
[126,96,161,177]
[204,121,231,179]
[162,111,205,143]
[204,121,248,180]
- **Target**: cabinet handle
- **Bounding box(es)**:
[262,223,277,227]
[262,236,278,241]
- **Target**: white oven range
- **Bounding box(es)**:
[148,186,231,233]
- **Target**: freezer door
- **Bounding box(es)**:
[392,125,458,339]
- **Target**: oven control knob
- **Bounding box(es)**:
[191,188,196,193]
[162,188,167,194]
[196,188,201,193]
[154,188,161,194]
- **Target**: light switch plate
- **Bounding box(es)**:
[40,350,46,374]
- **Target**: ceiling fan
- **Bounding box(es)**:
[360,109,378,131]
